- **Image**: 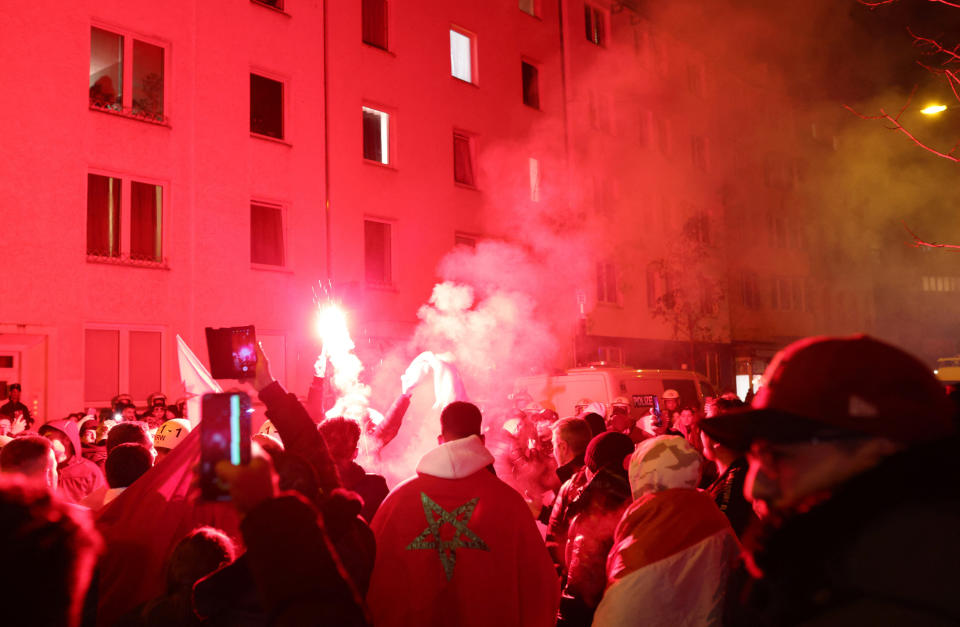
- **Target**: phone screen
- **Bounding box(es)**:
[205,325,257,379]
[200,392,252,501]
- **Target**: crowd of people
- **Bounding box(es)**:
[0,333,958,626]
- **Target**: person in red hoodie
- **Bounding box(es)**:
[367,401,559,627]
[39,418,106,504]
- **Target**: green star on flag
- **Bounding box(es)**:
[406,492,490,581]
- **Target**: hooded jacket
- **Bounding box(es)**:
[42,419,106,504]
[592,436,740,627]
[366,435,559,627]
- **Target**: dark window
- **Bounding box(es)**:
[455,234,477,249]
[90,28,123,110]
[453,132,475,186]
[250,74,284,139]
[132,40,164,119]
[253,0,283,9]
[584,4,605,46]
[364,220,392,284]
[521,61,540,109]
[251,203,285,266]
[130,181,162,261]
[362,0,388,49]
[87,174,121,257]
[519,0,537,16]
[362,107,390,164]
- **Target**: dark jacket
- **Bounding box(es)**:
[731,437,960,626]
[705,456,755,538]
[546,458,588,576]
[556,466,632,627]
[339,461,389,523]
[82,442,107,470]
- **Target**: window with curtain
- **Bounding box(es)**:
[90,28,123,110]
[521,61,540,109]
[130,181,162,261]
[362,0,388,49]
[364,220,392,285]
[597,262,618,304]
[362,107,390,164]
[450,29,474,83]
[84,329,120,402]
[132,40,164,119]
[250,73,284,139]
[453,132,475,186]
[251,203,285,266]
[87,174,121,257]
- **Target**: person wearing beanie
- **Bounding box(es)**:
[38,418,106,503]
[592,435,739,625]
[556,432,634,627]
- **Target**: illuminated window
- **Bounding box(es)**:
[364,220,393,285]
[453,131,476,186]
[584,4,606,47]
[90,26,165,121]
[521,61,540,109]
[519,0,538,16]
[250,202,285,266]
[87,174,164,264]
[250,73,284,139]
[362,0,388,50]
[450,28,476,83]
[362,107,391,164]
[597,262,618,304]
[84,327,163,405]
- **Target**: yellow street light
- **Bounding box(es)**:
[920,104,947,115]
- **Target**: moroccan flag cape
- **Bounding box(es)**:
[367,437,559,627]
[591,488,741,627]
[95,336,238,625]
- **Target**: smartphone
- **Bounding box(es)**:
[205,325,258,379]
[200,392,253,501]
[652,396,663,428]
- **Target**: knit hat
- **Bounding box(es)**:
[584,431,634,473]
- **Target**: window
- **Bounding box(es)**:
[84,327,163,404]
[250,73,284,139]
[362,0,388,50]
[584,4,606,46]
[455,233,477,249]
[90,26,165,121]
[450,28,476,83]
[87,173,164,264]
[453,131,476,186]
[250,202,285,266]
[598,346,624,365]
[638,110,652,147]
[362,107,391,164]
[364,220,392,285]
[253,0,283,9]
[529,157,541,202]
[521,61,540,109]
[519,0,538,16]
[656,117,672,157]
[741,273,761,310]
[597,262,618,304]
[685,211,710,245]
[691,135,708,171]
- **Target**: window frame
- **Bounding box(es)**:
[452,130,478,188]
[89,22,169,124]
[361,104,394,166]
[86,169,168,267]
[362,0,389,50]
[250,200,288,269]
[83,323,166,406]
[521,59,541,110]
[584,3,607,47]
[363,217,396,287]
[596,261,619,305]
[449,26,478,85]
[249,69,287,142]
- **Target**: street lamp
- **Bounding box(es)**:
[920,104,947,115]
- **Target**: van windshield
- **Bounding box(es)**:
[662,379,700,410]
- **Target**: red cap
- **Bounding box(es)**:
[700,335,955,449]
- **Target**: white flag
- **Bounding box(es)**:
[176,334,221,427]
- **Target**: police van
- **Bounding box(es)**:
[514,365,716,421]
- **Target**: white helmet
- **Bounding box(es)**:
[153,418,191,451]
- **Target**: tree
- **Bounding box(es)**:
[649,214,727,369]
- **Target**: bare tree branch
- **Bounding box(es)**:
[861,0,960,8]
[903,221,960,249]
[845,98,960,163]
[909,27,960,64]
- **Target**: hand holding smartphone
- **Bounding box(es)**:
[200,392,252,501]
[205,326,258,379]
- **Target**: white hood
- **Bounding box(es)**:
[416,435,495,479]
